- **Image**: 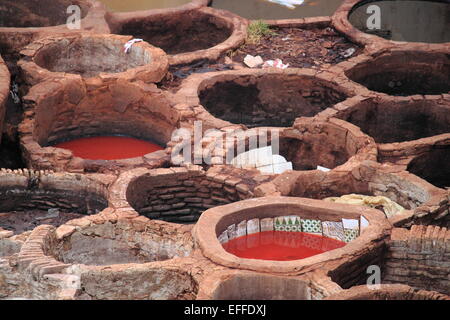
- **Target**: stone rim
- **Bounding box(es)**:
[173,68,368,130]
[324,283,450,300]
[253,160,449,227]
[196,269,342,300]
[332,0,450,52]
[18,33,169,85]
[193,196,391,274]
[107,6,248,66]
[317,94,450,164]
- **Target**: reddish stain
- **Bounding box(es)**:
[54,136,163,160]
[222,231,346,261]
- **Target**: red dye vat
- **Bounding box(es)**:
[222,231,346,261]
[54,136,163,160]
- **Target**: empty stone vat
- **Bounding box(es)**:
[114,9,230,54]
[108,7,247,64]
[0,0,107,71]
[334,96,450,144]
[197,69,351,128]
[2,220,197,300]
[289,168,428,210]
[19,33,168,85]
[123,166,255,224]
[345,51,450,96]
[52,217,194,266]
[261,160,448,226]
[0,0,89,28]
[0,170,108,235]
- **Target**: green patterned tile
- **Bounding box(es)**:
[301,218,322,234]
[344,229,359,243]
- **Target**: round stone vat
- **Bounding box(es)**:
[108,7,247,64]
[123,167,255,224]
[19,34,168,84]
[407,147,450,189]
[0,170,108,235]
[345,51,450,96]
[53,217,194,266]
[333,97,450,144]
[0,0,90,28]
[193,196,390,274]
[197,69,351,128]
[348,0,450,43]
[264,161,447,225]
[0,54,9,145]
[325,284,450,300]
[114,9,231,55]
[0,0,107,72]
[19,76,178,173]
[197,272,326,300]
[218,119,377,173]
[7,220,197,300]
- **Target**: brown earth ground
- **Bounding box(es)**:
[231,26,362,68]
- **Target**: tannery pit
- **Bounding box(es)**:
[114,9,233,55]
[345,51,450,96]
[198,71,350,128]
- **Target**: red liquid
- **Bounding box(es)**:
[222,231,346,261]
[54,136,163,160]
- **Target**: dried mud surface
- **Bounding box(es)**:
[232,26,362,68]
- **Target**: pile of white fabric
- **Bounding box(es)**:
[230,146,293,174]
[324,194,405,218]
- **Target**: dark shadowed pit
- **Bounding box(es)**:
[116,10,232,55]
[199,74,349,128]
[0,0,89,28]
[345,51,450,96]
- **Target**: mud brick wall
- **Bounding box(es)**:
[327,242,386,289]
[384,226,450,294]
[127,168,254,223]
[0,170,108,214]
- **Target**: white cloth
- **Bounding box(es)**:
[266,0,305,9]
[124,38,143,53]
